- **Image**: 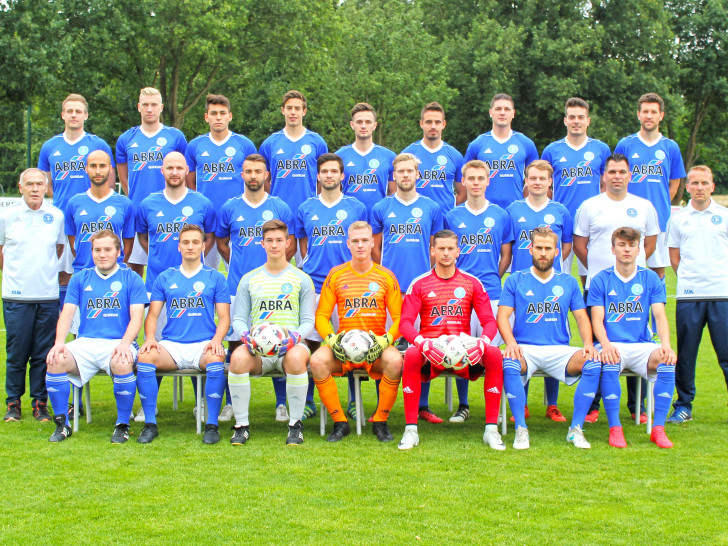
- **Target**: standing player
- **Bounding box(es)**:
[185,94,257,268]
[44,231,147,443]
[397,230,505,450]
[463,93,539,209]
[310,221,402,443]
[228,220,316,445]
[336,103,395,215]
[371,153,444,423]
[541,97,611,283]
[136,224,230,444]
[666,166,728,423]
[588,227,676,448]
[444,160,512,423]
[401,102,465,212]
[499,227,601,449]
[116,87,187,276]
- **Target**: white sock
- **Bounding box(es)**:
[228,372,250,426]
[286,372,309,425]
[405,424,418,433]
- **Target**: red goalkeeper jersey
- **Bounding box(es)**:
[399,268,497,343]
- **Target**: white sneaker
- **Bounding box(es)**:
[134,406,159,422]
[398,427,419,450]
[275,404,289,422]
[218,404,234,422]
[192,403,205,419]
[567,425,591,449]
[483,424,506,451]
[449,405,470,423]
[513,426,530,450]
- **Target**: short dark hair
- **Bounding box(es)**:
[420,101,445,120]
[317,153,344,172]
[282,90,307,109]
[564,97,589,115]
[638,93,664,113]
[90,229,120,251]
[490,93,514,108]
[611,226,641,247]
[206,94,231,111]
[244,153,268,167]
[432,229,458,245]
[179,224,205,239]
[262,219,288,237]
[605,153,630,170]
[350,102,376,120]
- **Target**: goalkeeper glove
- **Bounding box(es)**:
[277,330,302,356]
[241,331,257,355]
[324,332,347,363]
[415,335,446,367]
[366,331,393,364]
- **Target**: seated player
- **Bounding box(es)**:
[228,220,316,445]
[398,229,505,450]
[136,224,231,445]
[45,230,147,443]
[310,221,402,442]
[588,227,676,448]
[498,227,601,449]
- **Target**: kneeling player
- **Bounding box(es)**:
[498,227,601,449]
[45,230,147,443]
[589,227,676,448]
[228,220,316,445]
[136,224,231,444]
[310,221,402,442]
[398,230,505,450]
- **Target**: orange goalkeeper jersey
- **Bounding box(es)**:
[315,261,401,339]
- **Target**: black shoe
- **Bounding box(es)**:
[67,403,85,421]
[111,423,130,444]
[4,400,21,422]
[286,420,304,445]
[33,400,51,422]
[202,424,220,445]
[137,423,159,444]
[230,425,250,445]
[372,421,393,442]
[327,421,350,442]
[49,414,72,442]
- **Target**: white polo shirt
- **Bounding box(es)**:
[667,199,728,300]
[574,192,660,289]
[0,199,64,301]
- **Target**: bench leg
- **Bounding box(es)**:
[500,389,507,436]
[647,381,654,434]
[85,381,92,423]
[173,376,178,411]
[73,385,80,433]
[444,376,453,412]
[355,375,363,436]
[320,402,327,436]
[635,378,642,426]
[196,376,203,435]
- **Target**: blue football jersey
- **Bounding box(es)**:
[151,265,231,343]
[541,137,611,219]
[444,203,513,299]
[37,133,115,211]
[185,132,256,211]
[506,199,573,273]
[115,125,187,207]
[587,266,665,344]
[371,194,443,292]
[258,128,328,215]
[463,131,539,209]
[400,140,464,213]
[66,266,148,339]
[500,269,585,346]
[336,143,395,215]
[136,190,216,291]
[295,195,367,292]
[215,194,294,294]
[614,134,686,231]
[65,190,135,272]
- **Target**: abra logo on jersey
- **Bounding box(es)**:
[132,145,165,171]
[486,154,517,179]
[258,284,295,318]
[202,153,236,180]
[238,219,270,246]
[169,282,206,318]
[631,151,665,183]
[417,156,448,188]
[606,294,643,322]
[156,216,189,242]
[276,145,311,178]
[525,285,563,322]
[460,217,495,253]
[313,217,346,246]
[347,158,382,191]
[560,158,595,187]
[430,288,466,325]
[388,208,423,243]
[86,282,123,318]
[79,206,118,242]
[343,282,380,318]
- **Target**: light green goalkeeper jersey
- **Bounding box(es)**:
[232,264,316,339]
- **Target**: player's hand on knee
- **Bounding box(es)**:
[112,342,133,365]
[205,340,225,357]
[660,345,677,365]
[366,331,392,364]
[46,343,68,365]
[278,330,301,356]
[415,336,446,367]
[140,340,161,355]
[325,332,347,363]
[582,344,597,360]
[599,342,620,365]
[504,342,522,360]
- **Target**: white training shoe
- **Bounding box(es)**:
[192,403,205,419]
[134,406,159,422]
[513,426,530,450]
[275,404,289,422]
[218,404,234,422]
[566,425,591,449]
[483,425,506,451]
[398,427,420,450]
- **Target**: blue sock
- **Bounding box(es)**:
[225,383,232,405]
[601,363,622,427]
[46,372,70,426]
[306,377,315,405]
[204,363,225,425]
[455,377,469,406]
[572,360,601,427]
[272,376,287,406]
[545,377,560,406]
[653,364,675,427]
[113,372,136,425]
[419,381,431,408]
[136,363,158,424]
[503,358,527,428]
[347,372,356,402]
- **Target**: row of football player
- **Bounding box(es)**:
[41,216,676,451]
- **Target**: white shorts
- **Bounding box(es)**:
[471,299,504,346]
[308,292,339,342]
[159,339,209,370]
[204,242,229,272]
[259,343,311,374]
[596,341,659,382]
[562,252,587,277]
[58,239,73,275]
[129,234,148,265]
[519,344,582,386]
[646,231,670,269]
[66,337,138,387]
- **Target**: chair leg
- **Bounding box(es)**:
[320,401,327,436]
[445,376,453,412]
[172,376,178,411]
[500,389,507,436]
[646,381,654,434]
[635,377,642,426]
[85,381,92,423]
[355,374,363,436]
[73,385,80,433]
[196,375,203,435]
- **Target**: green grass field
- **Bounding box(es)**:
[2,268,728,544]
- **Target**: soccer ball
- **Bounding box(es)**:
[250,322,286,356]
[436,334,468,370]
[340,330,373,364]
